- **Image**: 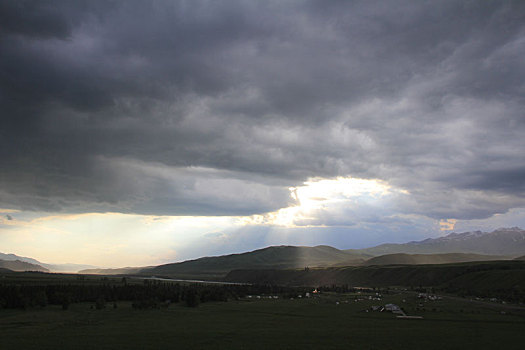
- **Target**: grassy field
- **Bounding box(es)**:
[1,290,524,349]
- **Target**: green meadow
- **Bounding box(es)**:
[1,289,524,350]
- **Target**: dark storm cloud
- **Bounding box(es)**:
[0,1,73,39]
[1,0,524,219]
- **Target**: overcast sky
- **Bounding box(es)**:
[1,1,525,266]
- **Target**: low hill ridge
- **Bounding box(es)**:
[364,253,508,266]
[224,260,525,289]
[139,245,369,279]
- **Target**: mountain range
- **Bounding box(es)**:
[0,252,97,273]
[0,259,49,272]
[2,227,525,275]
[352,227,525,256]
[80,227,525,278]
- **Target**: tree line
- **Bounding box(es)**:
[0,279,309,310]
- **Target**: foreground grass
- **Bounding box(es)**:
[1,292,524,349]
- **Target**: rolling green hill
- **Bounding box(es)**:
[225,260,525,292]
[137,249,513,280]
[364,253,509,266]
[140,245,369,279]
[140,228,525,279]
[85,228,525,279]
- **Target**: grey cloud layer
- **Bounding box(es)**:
[1,0,524,219]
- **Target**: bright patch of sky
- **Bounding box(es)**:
[2,177,523,267]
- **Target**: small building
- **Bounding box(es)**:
[385,304,401,312]
[385,303,406,316]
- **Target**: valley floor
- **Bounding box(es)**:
[1,291,524,349]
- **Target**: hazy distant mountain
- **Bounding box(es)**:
[353,228,525,256]
[0,252,43,266]
[140,245,369,279]
[79,267,146,275]
[43,263,99,273]
[364,253,508,266]
[0,252,97,273]
[0,259,49,272]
